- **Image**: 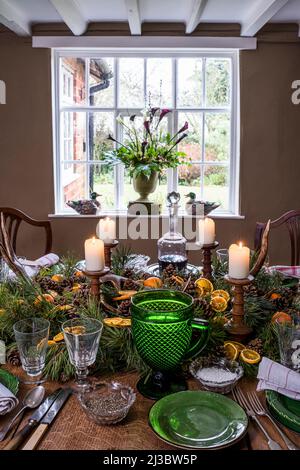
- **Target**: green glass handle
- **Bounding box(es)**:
[184,318,209,360]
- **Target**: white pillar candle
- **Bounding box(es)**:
[229,242,250,279]
[198,218,215,245]
[97,217,116,244]
[84,237,104,271]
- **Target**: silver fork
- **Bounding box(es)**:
[232,388,283,450]
[247,391,299,451]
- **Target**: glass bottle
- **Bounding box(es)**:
[158,192,188,273]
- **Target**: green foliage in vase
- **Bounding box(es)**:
[98,108,191,178]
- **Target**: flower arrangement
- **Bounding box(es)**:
[101,107,190,178]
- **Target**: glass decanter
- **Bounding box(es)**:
[158,192,188,274]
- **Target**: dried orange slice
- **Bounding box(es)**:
[104,317,131,328]
[195,285,204,298]
[271,311,292,324]
[64,326,86,335]
[224,342,239,361]
[211,289,230,302]
[224,340,245,353]
[51,274,64,283]
[195,278,214,295]
[113,290,137,301]
[240,348,261,364]
[72,283,82,292]
[210,296,228,312]
[34,293,55,306]
[58,305,73,311]
[53,332,64,342]
[47,340,57,347]
[170,276,185,286]
[143,277,163,288]
[74,270,84,277]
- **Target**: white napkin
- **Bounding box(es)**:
[257,357,300,400]
[7,253,60,279]
[0,382,19,415]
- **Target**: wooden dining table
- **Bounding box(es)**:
[0,366,299,451]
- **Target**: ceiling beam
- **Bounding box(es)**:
[124,0,141,35]
[0,0,31,36]
[241,0,289,37]
[49,0,87,36]
[186,0,208,34]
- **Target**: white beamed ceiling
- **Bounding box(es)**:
[1,0,300,36]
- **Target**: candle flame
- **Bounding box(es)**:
[239,242,243,248]
[92,236,96,244]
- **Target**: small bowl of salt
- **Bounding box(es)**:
[190,357,243,394]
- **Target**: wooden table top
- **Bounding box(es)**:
[0,367,299,451]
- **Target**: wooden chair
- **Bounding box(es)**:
[0,207,52,257]
[255,210,300,265]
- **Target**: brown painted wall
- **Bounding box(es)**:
[0,29,300,264]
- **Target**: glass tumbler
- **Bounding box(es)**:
[13,318,50,384]
[276,318,300,371]
[62,317,103,390]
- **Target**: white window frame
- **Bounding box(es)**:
[52,49,240,215]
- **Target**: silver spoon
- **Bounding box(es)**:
[0,385,45,442]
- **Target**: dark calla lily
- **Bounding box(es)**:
[144,121,151,134]
[178,121,189,134]
[158,108,171,123]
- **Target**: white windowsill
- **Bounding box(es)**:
[48,212,245,220]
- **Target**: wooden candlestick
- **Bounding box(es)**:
[83,267,110,302]
[104,240,119,270]
[224,274,254,342]
[200,241,219,280]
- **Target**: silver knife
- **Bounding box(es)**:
[3,388,62,450]
[22,388,72,451]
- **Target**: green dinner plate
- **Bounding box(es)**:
[0,368,19,396]
[266,390,300,433]
[149,390,248,450]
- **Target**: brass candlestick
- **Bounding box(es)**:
[200,241,219,280]
[83,267,110,302]
[224,274,254,342]
[104,240,119,270]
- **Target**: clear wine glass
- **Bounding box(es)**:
[62,317,103,390]
[13,318,50,384]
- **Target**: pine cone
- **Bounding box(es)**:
[163,264,177,278]
[194,297,212,319]
[7,349,21,367]
[247,338,263,355]
[213,344,226,358]
[122,278,140,291]
[122,268,135,279]
[184,280,196,297]
[118,300,131,317]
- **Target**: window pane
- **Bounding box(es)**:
[88,112,114,161]
[60,57,86,105]
[178,112,202,162]
[205,59,231,107]
[62,163,86,209]
[61,112,86,161]
[119,58,144,108]
[147,58,173,107]
[203,165,229,210]
[89,58,114,107]
[177,58,202,108]
[89,164,115,210]
[204,113,230,162]
[178,165,201,202]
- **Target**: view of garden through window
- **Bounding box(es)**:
[57,53,237,214]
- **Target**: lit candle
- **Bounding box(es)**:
[97,217,116,244]
[198,218,215,245]
[84,237,104,271]
[229,242,250,279]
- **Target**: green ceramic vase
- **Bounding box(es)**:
[132,170,159,202]
[131,290,209,399]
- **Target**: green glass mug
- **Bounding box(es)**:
[131,289,209,399]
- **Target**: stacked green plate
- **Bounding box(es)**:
[149,390,248,450]
[266,390,300,433]
[0,368,19,396]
